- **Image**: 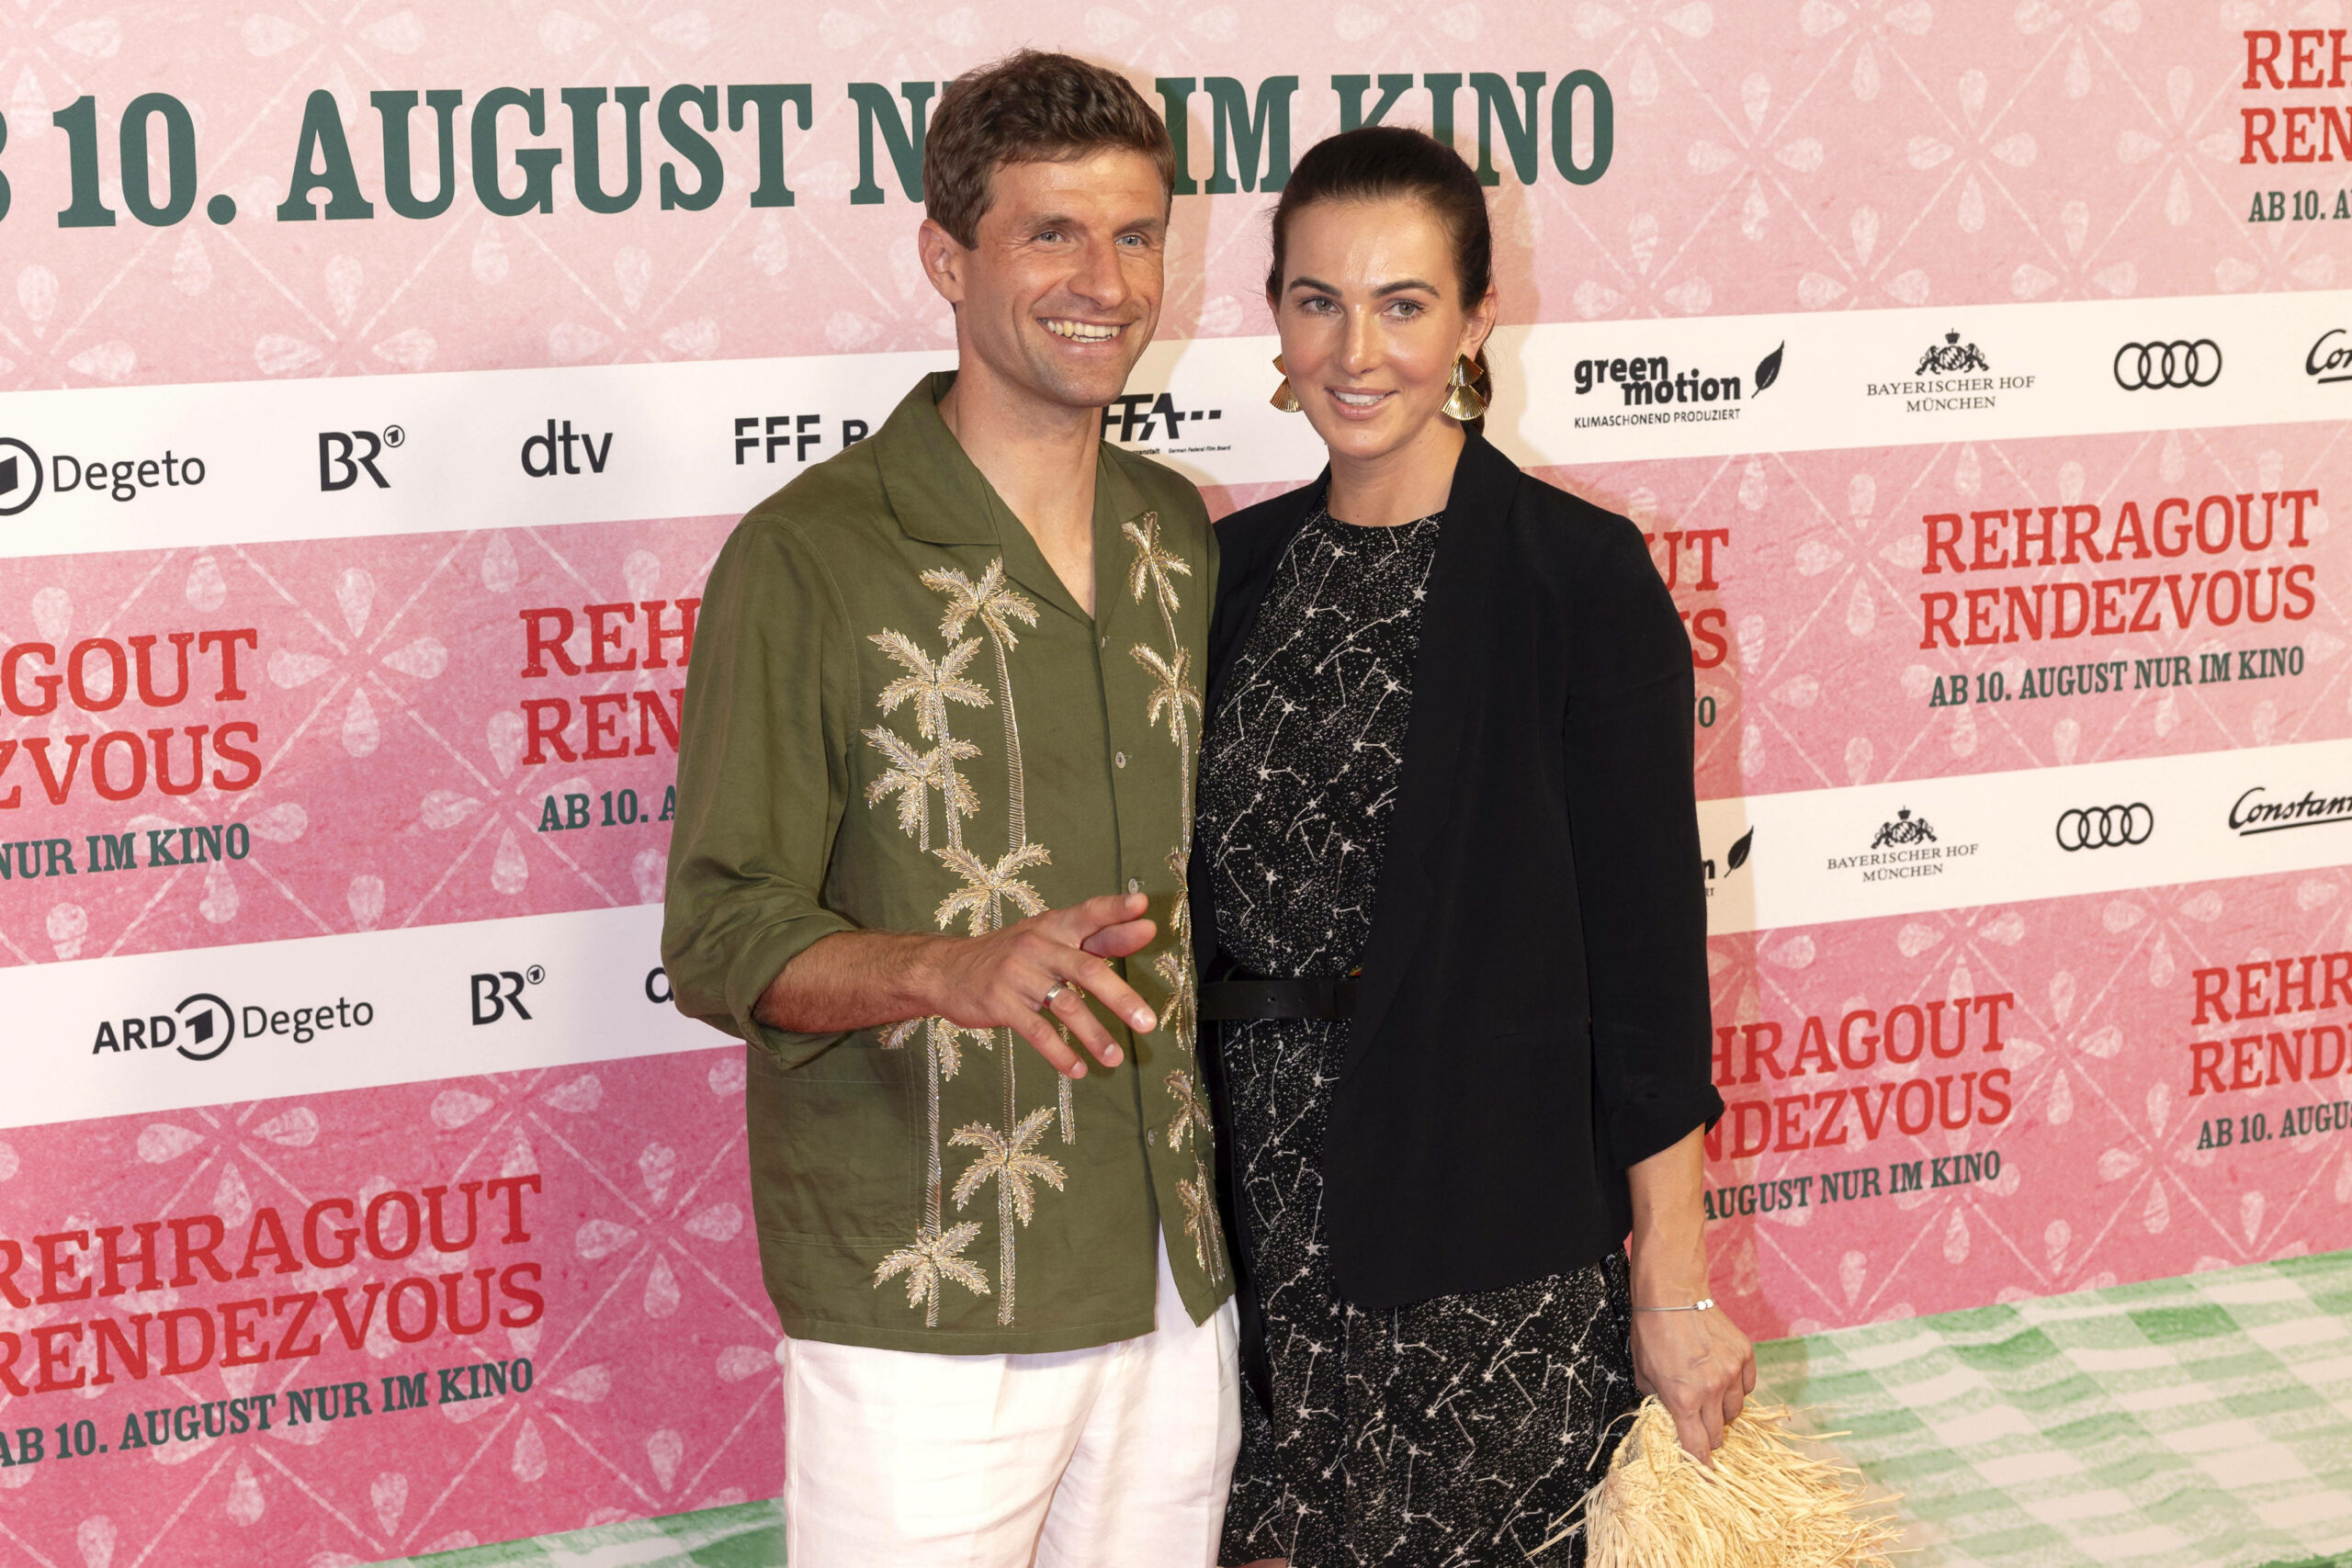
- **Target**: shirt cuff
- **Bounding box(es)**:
[1608,1079,1728,1171]
[725,908,862,1066]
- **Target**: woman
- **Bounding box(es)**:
[1192,126,1754,1568]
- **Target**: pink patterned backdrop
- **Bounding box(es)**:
[2,3,2346,1563]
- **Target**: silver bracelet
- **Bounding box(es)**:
[1633,1297,1715,1313]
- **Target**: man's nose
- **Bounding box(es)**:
[1069,238,1132,310]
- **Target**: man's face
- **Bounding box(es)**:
[922,150,1168,412]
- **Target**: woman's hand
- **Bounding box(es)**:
[1623,1126,1757,1462]
[1629,1297,1755,1462]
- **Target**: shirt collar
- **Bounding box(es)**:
[874,370,1159,623]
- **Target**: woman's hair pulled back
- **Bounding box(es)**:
[1264,125,1496,428]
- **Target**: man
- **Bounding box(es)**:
[662,51,1236,1567]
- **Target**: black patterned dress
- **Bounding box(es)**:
[1199,506,1640,1568]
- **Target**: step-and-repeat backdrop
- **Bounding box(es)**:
[1,6,2346,1563]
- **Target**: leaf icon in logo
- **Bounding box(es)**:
[1726,828,1754,871]
[1753,344,1784,394]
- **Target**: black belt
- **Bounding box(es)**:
[1196,976,1359,1021]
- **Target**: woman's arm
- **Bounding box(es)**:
[1626,1126,1756,1461]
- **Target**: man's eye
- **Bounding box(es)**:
[1035,230,1064,243]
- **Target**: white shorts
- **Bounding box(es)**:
[778,1236,1241,1568]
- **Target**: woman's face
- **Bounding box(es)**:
[1271,196,1497,466]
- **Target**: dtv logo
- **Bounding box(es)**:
[521,420,614,478]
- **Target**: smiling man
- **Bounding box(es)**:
[662,51,1236,1568]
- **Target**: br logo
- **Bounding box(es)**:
[471,965,546,1024]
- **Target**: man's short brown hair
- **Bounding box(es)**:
[925,51,1177,247]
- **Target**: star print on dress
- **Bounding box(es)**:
[1198,507,1642,1568]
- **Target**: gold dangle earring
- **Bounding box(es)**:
[1270,354,1302,412]
[1442,353,1487,422]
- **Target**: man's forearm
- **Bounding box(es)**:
[754,930,941,1034]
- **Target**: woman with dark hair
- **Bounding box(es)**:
[1193,126,1752,1567]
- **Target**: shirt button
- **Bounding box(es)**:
[1127,878,1141,894]
[1114,751,1127,769]
[1099,634,1109,649]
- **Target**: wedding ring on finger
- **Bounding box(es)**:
[1039,980,1070,1010]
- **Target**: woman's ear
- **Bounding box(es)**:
[1462,285,1500,360]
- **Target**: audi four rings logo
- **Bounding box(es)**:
[2055,804,2154,851]
[2113,341,2221,389]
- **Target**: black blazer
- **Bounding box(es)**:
[1192,432,1724,1312]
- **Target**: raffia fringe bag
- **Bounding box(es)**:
[1545,1397,1902,1567]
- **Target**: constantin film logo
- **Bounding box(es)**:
[91,991,378,1057]
[2307,329,2352,387]
[2055,803,2154,851]
[1826,806,1979,883]
[2229,784,2352,837]
[1867,328,2034,414]
[2112,340,2220,390]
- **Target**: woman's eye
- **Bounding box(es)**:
[1387,300,1424,319]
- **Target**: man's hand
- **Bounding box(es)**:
[915,893,1159,1077]
[1630,1297,1756,1463]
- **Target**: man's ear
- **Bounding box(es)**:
[919,218,967,306]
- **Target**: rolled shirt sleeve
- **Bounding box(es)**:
[662,514,860,1066]
[1562,517,1726,1169]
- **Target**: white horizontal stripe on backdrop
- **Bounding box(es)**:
[1701,736,2352,937]
[2,739,2345,1126]
[0,902,712,1131]
[0,290,2344,558]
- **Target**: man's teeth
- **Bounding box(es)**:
[1334,390,1385,407]
[1045,320,1121,341]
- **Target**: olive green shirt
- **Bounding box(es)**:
[663,373,1230,1353]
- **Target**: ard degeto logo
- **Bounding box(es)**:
[2055,803,2154,851]
[0,436,42,517]
[2114,341,2220,390]
[2307,330,2352,386]
[2229,784,2352,836]
[91,992,375,1058]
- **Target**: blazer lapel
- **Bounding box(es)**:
[1341,434,1524,1081]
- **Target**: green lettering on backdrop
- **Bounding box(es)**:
[277,90,375,220]
[372,90,464,219]
[727,85,812,208]
[848,82,933,205]
[1205,76,1298,194]
[563,85,650,214]
[659,85,724,210]
[472,86,561,216]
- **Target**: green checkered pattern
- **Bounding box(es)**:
[1759,1247,2352,1568]
[393,1250,2352,1568]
